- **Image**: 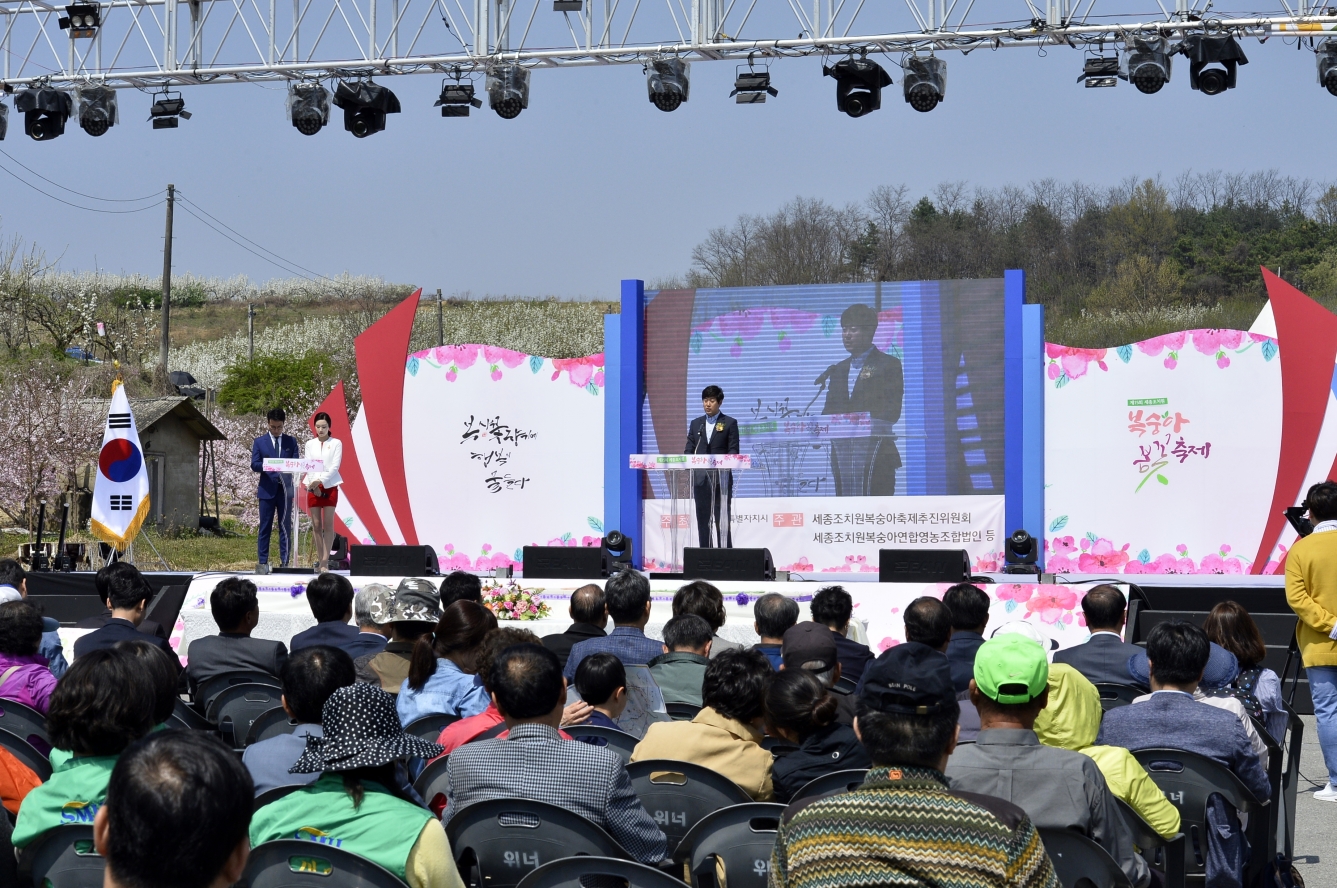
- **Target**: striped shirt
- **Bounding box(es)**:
[770,766,1058,888]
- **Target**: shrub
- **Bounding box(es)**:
[217,352,338,416]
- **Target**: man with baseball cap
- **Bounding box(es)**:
[782,621,855,726]
[946,634,1150,888]
[354,579,442,694]
[772,641,1058,888]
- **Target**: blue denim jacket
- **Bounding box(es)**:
[40,630,68,679]
[396,657,489,726]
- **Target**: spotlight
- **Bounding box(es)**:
[58,3,100,38]
[1003,528,1039,574]
[148,90,191,129]
[1078,55,1119,88]
[332,79,400,137]
[646,58,689,112]
[14,86,73,141]
[822,55,891,118]
[902,55,946,112]
[486,65,529,119]
[731,65,778,103]
[1122,37,1171,94]
[0,103,7,141]
[1318,39,1337,96]
[434,78,482,117]
[288,82,330,135]
[76,84,117,136]
[1181,33,1247,95]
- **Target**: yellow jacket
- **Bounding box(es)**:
[1285,530,1337,667]
[1034,664,1181,840]
[629,706,773,801]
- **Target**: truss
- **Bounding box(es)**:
[2,0,1335,89]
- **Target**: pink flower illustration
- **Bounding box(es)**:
[1024,587,1078,624]
[1136,332,1187,357]
[877,637,901,653]
[1199,552,1244,574]
[1191,329,1243,356]
[1045,536,1079,572]
[1076,539,1130,572]
[1045,345,1108,380]
[482,346,528,368]
[997,585,1034,604]
[1263,544,1288,575]
[551,355,605,387]
[546,536,576,547]
[718,310,764,341]
[973,552,1003,572]
[433,344,480,369]
[490,369,503,381]
[781,558,814,572]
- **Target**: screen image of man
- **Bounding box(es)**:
[684,385,739,548]
[250,408,300,574]
[819,303,903,496]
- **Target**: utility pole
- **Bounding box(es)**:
[159,184,175,378]
[247,303,256,359]
[436,288,444,347]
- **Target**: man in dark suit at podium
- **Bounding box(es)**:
[251,408,301,575]
[685,385,740,548]
[819,303,903,496]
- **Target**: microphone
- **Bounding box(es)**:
[814,365,836,387]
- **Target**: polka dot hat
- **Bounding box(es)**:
[289,682,444,774]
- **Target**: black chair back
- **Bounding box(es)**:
[16,824,103,888]
[625,759,753,854]
[0,728,51,781]
[0,699,50,753]
[674,802,785,888]
[247,707,301,745]
[412,756,451,813]
[195,670,281,711]
[1113,798,1186,888]
[791,769,868,803]
[168,698,211,732]
[403,713,460,743]
[241,839,409,888]
[206,683,284,748]
[665,702,700,721]
[562,725,639,762]
[446,798,628,888]
[1281,705,1305,861]
[1092,683,1143,711]
[515,856,685,888]
[1037,828,1133,888]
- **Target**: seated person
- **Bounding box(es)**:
[648,614,712,707]
[946,634,1148,888]
[96,731,253,888]
[355,579,441,694]
[810,586,873,683]
[290,573,386,660]
[673,581,743,659]
[574,653,630,740]
[243,645,356,796]
[766,669,870,803]
[73,563,177,662]
[115,640,180,728]
[902,596,981,742]
[752,593,799,670]
[186,577,288,699]
[0,558,68,677]
[251,683,464,888]
[439,570,483,608]
[563,569,665,680]
[541,584,607,671]
[12,648,156,849]
[1099,621,1271,888]
[397,600,495,725]
[782,621,855,726]
[772,643,1058,888]
[942,582,990,693]
[445,644,667,865]
[631,648,775,800]
[1052,585,1147,690]
[1203,600,1288,743]
[0,601,58,713]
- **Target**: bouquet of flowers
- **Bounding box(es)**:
[481,582,550,621]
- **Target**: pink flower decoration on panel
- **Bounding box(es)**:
[878,638,901,653]
[972,553,1002,572]
[782,558,814,572]
[482,346,528,368]
[1135,332,1187,357]
[1190,329,1243,356]
[1046,345,1108,379]
[1199,553,1244,574]
[435,344,480,369]
[1076,539,1130,572]
[551,356,605,387]
[997,585,1034,604]
[1024,586,1078,624]
[718,310,764,341]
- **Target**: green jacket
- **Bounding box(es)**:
[12,754,118,848]
[647,651,708,707]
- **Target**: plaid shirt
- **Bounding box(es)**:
[562,627,666,680]
[444,723,668,863]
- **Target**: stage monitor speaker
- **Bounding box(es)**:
[684,547,775,582]
[878,549,970,584]
[350,544,440,577]
[522,545,606,579]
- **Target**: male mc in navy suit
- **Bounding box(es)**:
[251,408,300,572]
[684,385,740,548]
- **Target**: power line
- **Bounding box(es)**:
[175,192,333,282]
[0,159,165,215]
[174,202,322,281]
[0,148,163,203]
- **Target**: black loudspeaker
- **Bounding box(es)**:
[684,547,775,582]
[522,546,605,579]
[878,549,970,583]
[350,544,440,576]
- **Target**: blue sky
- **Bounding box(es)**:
[0,35,1331,299]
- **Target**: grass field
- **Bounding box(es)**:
[5,530,266,573]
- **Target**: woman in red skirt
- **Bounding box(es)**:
[302,411,343,572]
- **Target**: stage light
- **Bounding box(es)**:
[902,55,945,112]
[486,65,529,119]
[731,65,778,103]
[288,82,330,135]
[646,58,690,112]
[0,103,8,141]
[823,55,892,118]
[1122,36,1171,94]
[1003,529,1039,574]
[332,79,400,137]
[434,78,482,117]
[58,3,100,38]
[1078,55,1119,88]
[76,84,117,136]
[149,90,191,129]
[1318,39,1337,96]
[602,531,633,571]
[14,86,73,141]
[1181,33,1247,95]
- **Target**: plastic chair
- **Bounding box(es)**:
[515,856,685,888]
[0,728,52,781]
[665,702,700,721]
[0,698,50,752]
[195,670,281,711]
[625,759,753,854]
[674,802,785,888]
[563,725,639,762]
[1037,828,1133,888]
[247,707,301,745]
[206,683,284,748]
[1280,705,1305,861]
[404,713,460,743]
[1114,798,1186,888]
[242,839,409,888]
[791,769,868,803]
[168,698,212,732]
[1092,683,1144,711]
[446,798,629,888]
[412,756,451,813]
[16,824,104,888]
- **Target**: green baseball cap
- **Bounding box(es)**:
[973,634,1049,704]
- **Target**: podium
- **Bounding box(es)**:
[735,412,897,497]
[630,454,752,573]
[262,457,324,568]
